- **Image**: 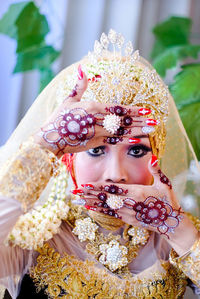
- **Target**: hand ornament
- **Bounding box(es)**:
[35,66,159,157]
[124,196,182,237]
[41,108,96,154]
[79,156,183,238]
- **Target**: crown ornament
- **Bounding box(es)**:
[57,29,170,158]
[82,29,169,124]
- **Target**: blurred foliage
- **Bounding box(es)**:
[0,1,60,91]
[151,16,200,160]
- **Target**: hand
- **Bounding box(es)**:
[77,155,183,239]
[33,65,157,157]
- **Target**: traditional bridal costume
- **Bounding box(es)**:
[0,30,200,298]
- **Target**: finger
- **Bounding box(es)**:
[66,65,88,103]
[96,113,159,132]
[148,155,172,190]
[81,184,128,195]
[84,204,121,218]
[104,106,152,117]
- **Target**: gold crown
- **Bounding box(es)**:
[57,29,170,158]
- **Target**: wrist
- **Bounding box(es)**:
[33,132,60,157]
[166,213,199,256]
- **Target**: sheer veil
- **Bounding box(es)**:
[0,56,199,214]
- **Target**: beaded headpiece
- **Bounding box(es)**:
[57,29,170,158]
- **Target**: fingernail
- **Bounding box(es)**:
[84,205,97,211]
[71,189,84,195]
[78,64,83,80]
[81,184,94,190]
[138,108,151,116]
[142,126,155,134]
[151,155,158,167]
[146,119,160,126]
[129,138,141,144]
[71,198,86,206]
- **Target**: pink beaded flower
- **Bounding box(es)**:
[124,196,182,237]
[58,111,96,141]
[42,108,96,153]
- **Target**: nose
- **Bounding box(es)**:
[102,154,128,183]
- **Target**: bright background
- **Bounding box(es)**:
[1,0,200,147]
[0,1,200,298]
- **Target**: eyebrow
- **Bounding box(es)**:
[133,134,148,139]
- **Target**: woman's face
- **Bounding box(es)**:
[74,130,153,186]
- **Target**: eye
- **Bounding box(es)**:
[128,145,151,158]
[87,146,105,157]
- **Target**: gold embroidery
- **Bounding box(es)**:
[169,213,200,288]
[31,243,187,298]
[170,236,200,288]
[185,212,200,231]
[0,138,57,211]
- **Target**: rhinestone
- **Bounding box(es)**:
[108,185,119,194]
[60,121,66,127]
[82,128,88,134]
[69,134,76,140]
[94,40,103,55]
[100,32,109,49]
[106,195,124,210]
[116,33,124,48]
[148,208,159,219]
[98,193,107,201]
[142,126,155,134]
[61,128,67,134]
[123,116,133,126]
[108,29,117,44]
[124,41,133,56]
[112,77,120,85]
[67,121,80,133]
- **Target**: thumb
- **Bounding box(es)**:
[148,155,160,187]
[66,64,88,103]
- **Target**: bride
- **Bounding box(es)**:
[0,30,200,298]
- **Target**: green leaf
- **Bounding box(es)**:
[16,2,49,52]
[151,16,191,59]
[179,102,200,160]
[151,40,166,60]
[153,45,200,77]
[39,68,54,92]
[0,1,28,38]
[14,45,60,73]
[170,63,200,108]
[153,16,191,47]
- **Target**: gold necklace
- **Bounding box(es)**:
[67,203,150,277]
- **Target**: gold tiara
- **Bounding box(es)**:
[57,29,170,158]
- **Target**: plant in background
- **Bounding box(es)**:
[0,1,60,91]
[151,16,200,160]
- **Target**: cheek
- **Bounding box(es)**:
[126,155,152,185]
[74,153,105,185]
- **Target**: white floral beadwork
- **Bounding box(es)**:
[99,240,128,271]
[127,226,150,246]
[72,217,99,242]
[5,200,69,250]
[106,195,124,210]
[102,114,121,134]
